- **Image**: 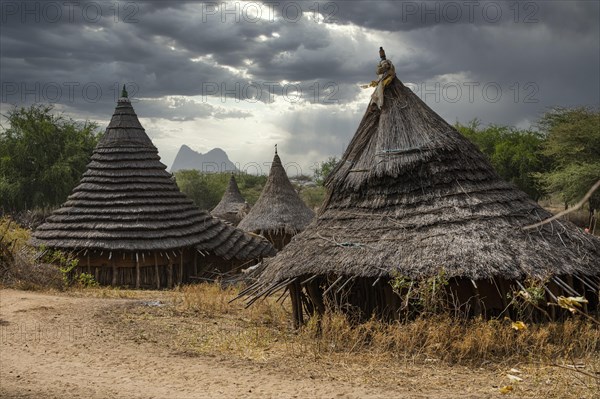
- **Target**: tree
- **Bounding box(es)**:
[0,104,100,211]
[173,170,220,211]
[173,171,267,210]
[536,107,600,227]
[456,120,550,201]
[313,156,339,186]
[299,185,326,210]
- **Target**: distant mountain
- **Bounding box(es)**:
[170,145,238,173]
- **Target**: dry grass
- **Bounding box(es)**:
[66,286,167,299]
[0,216,63,290]
[95,283,600,398]
[165,283,599,366]
[5,281,596,397]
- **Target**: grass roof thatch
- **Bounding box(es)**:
[31,94,275,260]
[237,151,314,236]
[254,77,600,287]
[211,174,248,225]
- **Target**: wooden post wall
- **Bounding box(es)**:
[289,281,304,329]
[179,251,183,285]
[193,251,198,276]
[167,259,173,288]
[111,258,117,286]
[135,255,140,289]
[154,252,160,289]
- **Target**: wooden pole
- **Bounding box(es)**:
[154,252,160,289]
[472,280,482,317]
[289,281,304,329]
[289,283,299,329]
[383,282,397,320]
[111,257,117,286]
[167,259,173,288]
[193,250,198,276]
[306,279,325,316]
[179,251,183,285]
[135,255,140,289]
[86,254,91,274]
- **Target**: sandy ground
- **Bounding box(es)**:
[0,289,594,398]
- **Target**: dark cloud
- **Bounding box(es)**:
[136,97,251,122]
[0,0,598,168]
[312,0,599,34]
[279,103,366,157]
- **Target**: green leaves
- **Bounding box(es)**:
[0,104,100,211]
[313,156,339,186]
[457,107,599,225]
[536,107,600,211]
[456,121,549,201]
[173,171,267,211]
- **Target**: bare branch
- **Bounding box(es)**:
[523,180,600,230]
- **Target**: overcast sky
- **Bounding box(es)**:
[1,0,599,175]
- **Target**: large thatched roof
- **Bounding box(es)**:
[211,174,247,225]
[256,77,600,285]
[32,93,275,260]
[237,151,314,235]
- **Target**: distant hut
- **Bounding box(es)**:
[211,174,248,226]
[32,87,275,288]
[237,148,314,250]
[246,50,600,325]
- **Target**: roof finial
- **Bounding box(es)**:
[275,143,278,155]
[379,47,386,60]
[121,84,128,98]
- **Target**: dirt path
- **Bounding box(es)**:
[0,289,434,399]
[2,288,587,398]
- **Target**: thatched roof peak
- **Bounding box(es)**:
[32,98,276,260]
[256,76,600,285]
[97,93,154,150]
[225,173,245,203]
[211,174,247,225]
[237,150,314,236]
[121,84,129,98]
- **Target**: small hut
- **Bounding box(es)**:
[237,149,314,250]
[211,174,248,226]
[32,88,275,287]
[246,50,600,325]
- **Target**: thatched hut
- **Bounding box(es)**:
[31,88,275,288]
[246,51,600,325]
[211,174,248,226]
[237,149,314,250]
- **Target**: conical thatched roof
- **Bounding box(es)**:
[237,151,314,236]
[256,77,600,285]
[211,174,247,225]
[32,93,275,260]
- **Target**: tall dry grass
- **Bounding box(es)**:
[0,216,63,290]
[302,313,599,365]
[167,283,599,366]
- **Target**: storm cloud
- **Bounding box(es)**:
[1,0,598,169]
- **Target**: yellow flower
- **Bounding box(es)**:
[511,321,527,331]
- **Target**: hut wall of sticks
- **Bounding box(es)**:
[244,49,600,326]
[237,148,315,250]
[31,87,276,287]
